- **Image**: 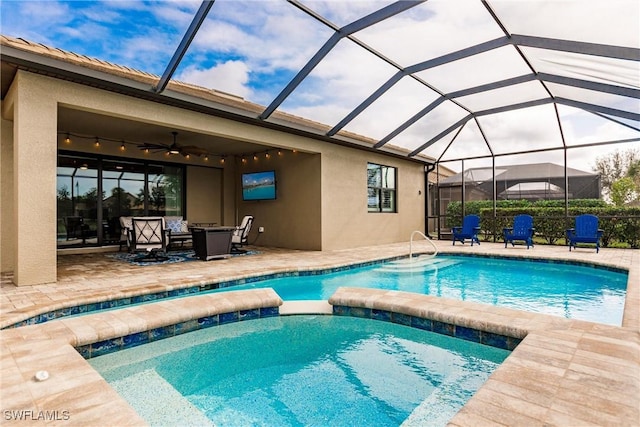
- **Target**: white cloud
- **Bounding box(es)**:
[176,60,252,98]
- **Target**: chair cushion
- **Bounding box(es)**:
[181,220,189,233]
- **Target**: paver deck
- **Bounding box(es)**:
[1,240,638,426]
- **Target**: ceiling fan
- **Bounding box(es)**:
[138,131,208,157]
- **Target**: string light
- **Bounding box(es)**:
[58,131,291,166]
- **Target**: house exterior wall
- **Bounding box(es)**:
[236,151,322,250]
[186,166,224,225]
[5,71,58,285]
[1,70,426,285]
[320,147,425,250]
[1,118,14,273]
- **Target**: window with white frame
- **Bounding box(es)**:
[367,162,397,212]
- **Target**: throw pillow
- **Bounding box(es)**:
[165,217,183,233]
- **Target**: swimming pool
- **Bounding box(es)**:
[212,255,627,326]
[89,315,509,426]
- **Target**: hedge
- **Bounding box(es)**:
[445,200,640,248]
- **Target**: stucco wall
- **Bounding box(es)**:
[1,118,14,273]
[186,166,224,225]
[11,72,58,284]
[320,146,425,250]
[235,151,322,250]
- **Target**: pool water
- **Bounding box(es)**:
[90,315,509,427]
[211,255,627,326]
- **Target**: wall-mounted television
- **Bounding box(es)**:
[242,170,277,201]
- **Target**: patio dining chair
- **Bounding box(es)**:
[231,215,254,253]
[130,217,169,262]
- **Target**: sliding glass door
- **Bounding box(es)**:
[57,153,185,248]
[57,155,99,247]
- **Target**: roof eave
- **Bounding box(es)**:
[1,43,430,165]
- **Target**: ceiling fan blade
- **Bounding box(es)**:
[138,143,169,151]
[181,146,209,156]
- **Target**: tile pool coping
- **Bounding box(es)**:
[2,251,630,329]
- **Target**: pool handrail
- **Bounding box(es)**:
[410,230,438,260]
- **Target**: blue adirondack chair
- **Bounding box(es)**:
[452,214,481,246]
[566,214,603,253]
[503,214,534,249]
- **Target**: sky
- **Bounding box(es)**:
[1,0,638,173]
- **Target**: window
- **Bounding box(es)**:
[367,162,397,212]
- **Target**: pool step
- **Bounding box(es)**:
[109,369,215,426]
[376,256,459,273]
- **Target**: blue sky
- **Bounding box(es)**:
[1,0,638,171]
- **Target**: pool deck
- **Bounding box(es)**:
[1,241,638,426]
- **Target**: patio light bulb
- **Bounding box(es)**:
[94,138,100,147]
[253,154,258,161]
[64,133,71,144]
[204,155,209,161]
[185,154,190,159]
[120,141,126,151]
[265,152,270,159]
[220,157,225,164]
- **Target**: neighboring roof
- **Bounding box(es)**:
[440,162,598,184]
[498,182,566,199]
[1,1,638,164]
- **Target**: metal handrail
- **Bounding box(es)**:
[410,230,438,260]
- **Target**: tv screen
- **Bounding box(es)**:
[242,170,276,201]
